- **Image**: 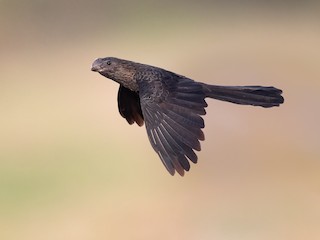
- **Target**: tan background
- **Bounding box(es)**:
[1,1,319,239]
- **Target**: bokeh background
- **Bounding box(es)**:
[1,1,320,239]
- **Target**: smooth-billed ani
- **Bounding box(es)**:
[91,57,284,176]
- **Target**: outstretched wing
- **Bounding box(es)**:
[138,73,207,176]
[117,85,144,126]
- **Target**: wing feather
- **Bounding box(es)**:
[117,86,144,126]
[158,123,198,164]
[138,75,207,175]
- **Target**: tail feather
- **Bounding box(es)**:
[201,84,284,108]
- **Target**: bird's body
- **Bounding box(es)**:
[91,57,284,176]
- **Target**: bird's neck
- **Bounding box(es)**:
[108,61,140,92]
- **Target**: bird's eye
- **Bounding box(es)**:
[106,60,111,65]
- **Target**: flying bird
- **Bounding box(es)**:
[91,57,284,176]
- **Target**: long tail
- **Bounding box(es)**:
[201,84,284,108]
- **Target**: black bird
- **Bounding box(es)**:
[91,57,284,176]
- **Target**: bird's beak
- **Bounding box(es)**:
[91,58,103,72]
[91,66,99,72]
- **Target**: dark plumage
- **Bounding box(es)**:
[91,57,284,176]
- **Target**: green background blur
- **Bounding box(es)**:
[1,1,320,239]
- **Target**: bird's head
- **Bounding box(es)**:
[91,57,119,75]
[91,57,139,91]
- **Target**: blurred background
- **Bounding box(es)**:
[1,1,320,239]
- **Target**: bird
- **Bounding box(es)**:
[91,57,284,176]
